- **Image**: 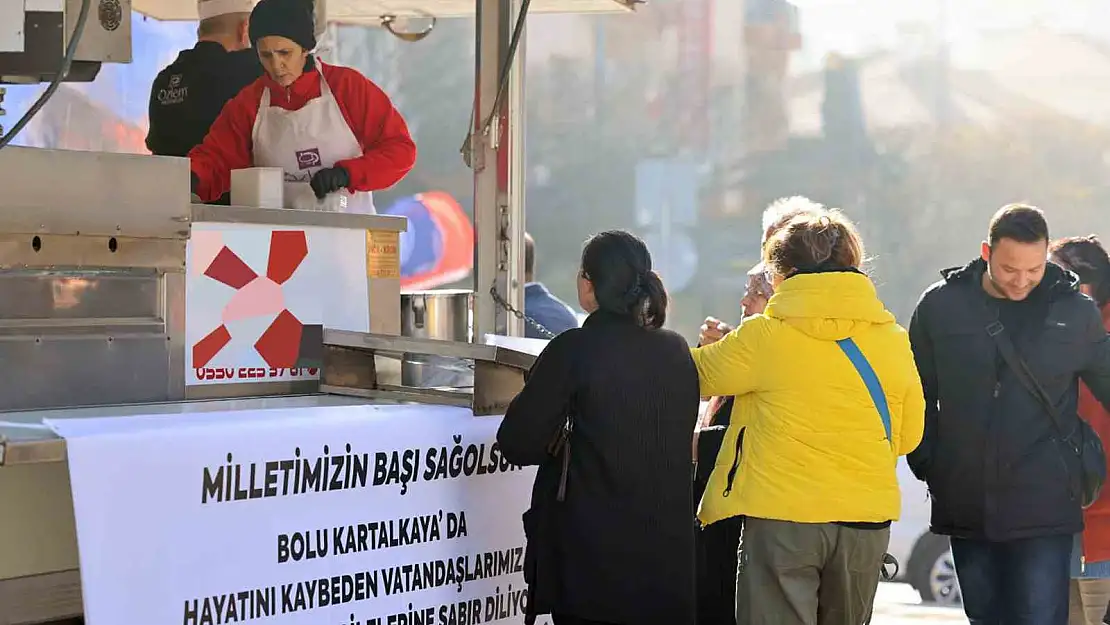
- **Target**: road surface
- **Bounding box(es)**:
[872,583,966,624]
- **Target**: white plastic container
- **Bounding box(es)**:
[229,167,284,209]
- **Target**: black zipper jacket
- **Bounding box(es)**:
[146,41,262,158]
[907,258,1110,541]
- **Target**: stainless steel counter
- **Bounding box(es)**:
[0,148,408,413]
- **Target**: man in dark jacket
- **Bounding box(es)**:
[147,0,262,165]
[908,204,1110,625]
[523,233,580,339]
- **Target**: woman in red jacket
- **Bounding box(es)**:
[188,0,416,213]
[1050,235,1110,625]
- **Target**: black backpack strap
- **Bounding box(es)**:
[985,319,1080,454]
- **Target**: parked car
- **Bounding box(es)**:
[888,458,962,606]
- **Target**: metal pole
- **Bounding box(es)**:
[505,0,527,336]
[472,0,526,339]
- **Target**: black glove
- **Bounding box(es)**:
[309,166,350,199]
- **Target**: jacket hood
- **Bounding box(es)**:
[940,257,1080,300]
[761,270,896,341]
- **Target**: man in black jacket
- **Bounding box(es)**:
[146,0,262,163]
[908,204,1110,625]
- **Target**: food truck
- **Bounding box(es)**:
[0,0,636,622]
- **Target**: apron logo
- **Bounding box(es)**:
[296,148,322,170]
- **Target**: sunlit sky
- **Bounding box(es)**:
[796,0,1110,68]
[528,0,1110,74]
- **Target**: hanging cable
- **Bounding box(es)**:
[460,0,532,168]
[0,0,93,151]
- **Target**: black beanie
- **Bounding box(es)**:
[249,0,316,51]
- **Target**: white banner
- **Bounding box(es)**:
[47,404,549,625]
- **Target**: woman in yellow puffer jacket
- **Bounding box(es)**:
[691,208,925,625]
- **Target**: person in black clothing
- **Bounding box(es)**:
[497,230,701,625]
[908,204,1110,625]
[147,0,263,193]
[693,263,773,625]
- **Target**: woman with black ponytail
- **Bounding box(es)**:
[577,230,669,328]
[498,230,701,625]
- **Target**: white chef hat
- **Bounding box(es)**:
[198,0,257,19]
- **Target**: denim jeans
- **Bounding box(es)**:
[951,534,1072,625]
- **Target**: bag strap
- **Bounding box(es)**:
[985,318,1080,453]
[836,338,892,442]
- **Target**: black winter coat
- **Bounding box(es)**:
[907,258,1110,541]
[694,397,740,625]
[146,42,262,158]
[497,310,701,625]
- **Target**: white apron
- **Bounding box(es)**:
[251,65,375,214]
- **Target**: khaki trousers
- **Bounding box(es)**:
[735,517,889,625]
[1069,578,1110,625]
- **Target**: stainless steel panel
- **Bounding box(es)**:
[369,276,401,335]
[0,335,172,411]
[400,290,474,388]
[0,271,160,320]
[0,461,79,581]
[68,0,132,63]
[0,394,371,428]
[185,380,319,400]
[0,569,83,625]
[0,319,166,337]
[0,267,183,410]
[326,330,535,370]
[0,2,22,53]
[0,148,191,239]
[0,234,186,271]
[165,271,186,403]
[322,331,533,415]
[0,458,81,625]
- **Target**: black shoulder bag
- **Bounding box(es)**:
[986,318,1107,508]
[521,382,576,625]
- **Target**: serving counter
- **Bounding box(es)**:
[0,149,538,625]
[0,147,406,411]
[0,395,371,624]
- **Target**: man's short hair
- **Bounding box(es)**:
[988,203,1049,246]
[197,12,249,38]
[761,196,825,244]
[524,232,535,278]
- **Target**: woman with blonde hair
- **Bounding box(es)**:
[691,209,925,625]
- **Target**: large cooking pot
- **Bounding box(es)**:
[400,290,474,388]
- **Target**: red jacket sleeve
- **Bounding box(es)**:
[187,81,262,202]
[327,65,417,192]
